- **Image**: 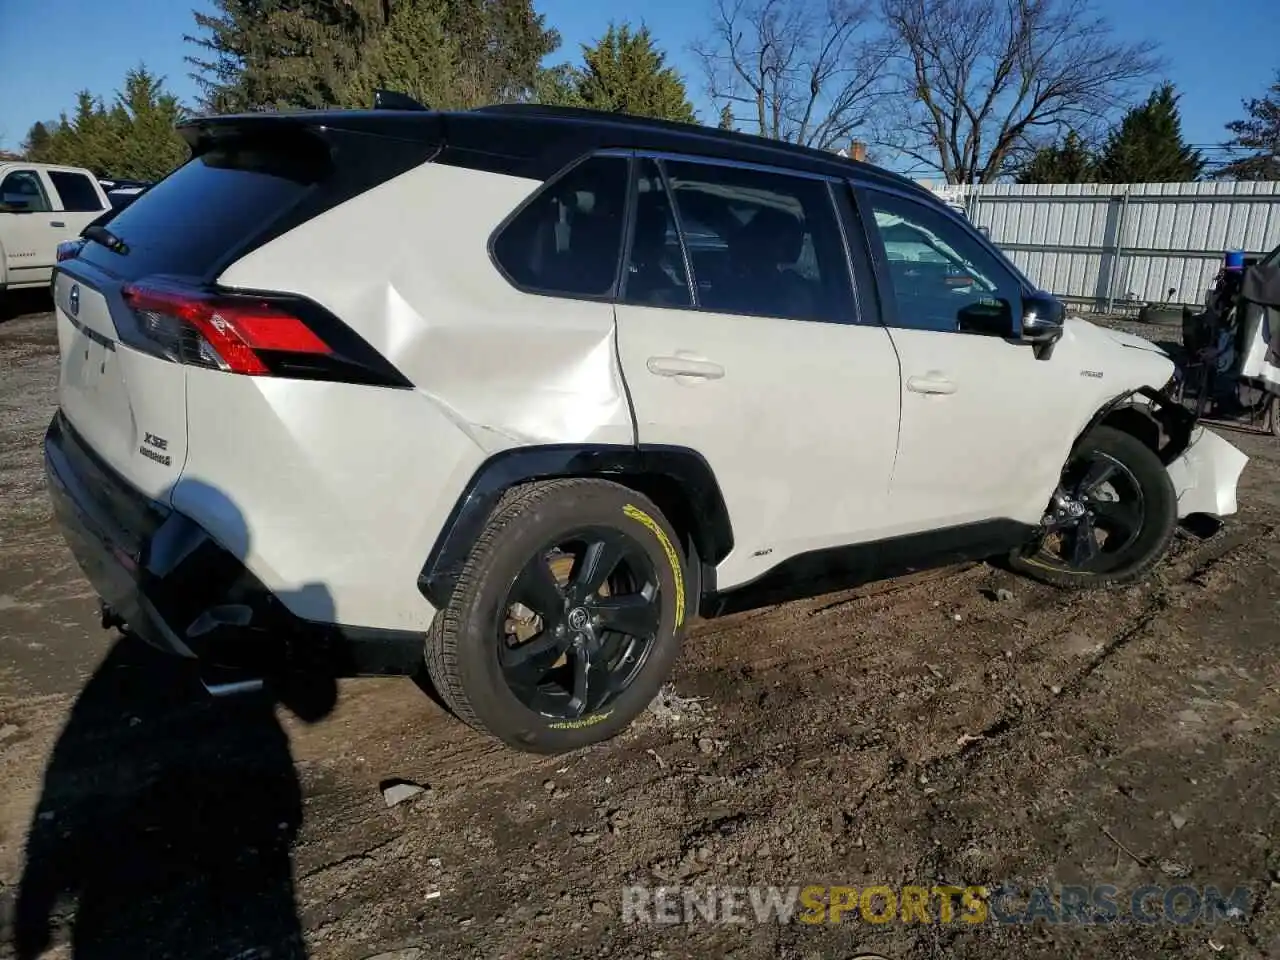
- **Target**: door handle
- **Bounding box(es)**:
[49,221,66,228]
[907,375,957,395]
[647,356,725,380]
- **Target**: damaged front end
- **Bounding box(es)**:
[1093,386,1249,530]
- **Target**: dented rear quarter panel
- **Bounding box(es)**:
[218,162,636,452]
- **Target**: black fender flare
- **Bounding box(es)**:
[417,444,733,608]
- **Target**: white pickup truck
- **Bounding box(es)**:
[0,161,110,293]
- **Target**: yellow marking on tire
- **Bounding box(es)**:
[622,503,685,627]
[549,711,613,730]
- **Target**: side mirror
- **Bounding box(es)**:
[1022,292,1065,358]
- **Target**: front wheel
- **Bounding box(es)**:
[1010,427,1178,589]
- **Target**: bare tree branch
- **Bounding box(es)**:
[692,0,892,151]
[875,0,1159,183]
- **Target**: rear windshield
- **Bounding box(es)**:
[79,135,331,281]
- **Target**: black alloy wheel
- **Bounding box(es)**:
[1035,451,1146,573]
[1011,426,1178,589]
[499,529,660,721]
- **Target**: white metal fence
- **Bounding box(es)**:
[926,181,1280,313]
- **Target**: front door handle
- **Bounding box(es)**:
[49,221,66,228]
[647,356,725,380]
[907,375,957,395]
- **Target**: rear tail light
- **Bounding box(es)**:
[57,239,86,262]
[121,280,408,387]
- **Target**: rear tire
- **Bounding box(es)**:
[1010,427,1177,589]
[424,478,688,753]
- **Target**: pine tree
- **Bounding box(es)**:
[187,0,389,112]
[107,67,189,180]
[574,23,695,123]
[23,67,187,180]
[336,0,455,109]
[1220,72,1280,181]
[1017,130,1096,184]
[533,63,584,107]
[718,105,735,131]
[1095,84,1205,184]
[440,0,561,107]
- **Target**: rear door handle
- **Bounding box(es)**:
[647,356,725,380]
[49,221,65,228]
[907,375,957,395]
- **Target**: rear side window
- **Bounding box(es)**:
[662,160,854,323]
[78,136,329,281]
[48,171,105,212]
[492,156,629,298]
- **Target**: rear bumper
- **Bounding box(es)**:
[44,411,422,679]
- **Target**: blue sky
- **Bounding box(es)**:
[0,0,1274,169]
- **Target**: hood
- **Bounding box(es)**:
[1066,317,1170,358]
[1057,316,1175,393]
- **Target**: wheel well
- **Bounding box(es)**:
[1087,388,1196,465]
[418,444,732,610]
[1099,405,1163,457]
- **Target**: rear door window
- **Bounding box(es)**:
[661,160,855,323]
[620,159,691,308]
[47,171,106,212]
[492,156,629,299]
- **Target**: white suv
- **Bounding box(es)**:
[44,103,1248,753]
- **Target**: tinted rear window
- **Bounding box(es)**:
[80,136,330,280]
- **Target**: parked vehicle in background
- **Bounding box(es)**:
[98,178,152,211]
[43,102,1249,755]
[0,162,109,292]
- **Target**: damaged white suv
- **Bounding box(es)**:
[45,102,1248,753]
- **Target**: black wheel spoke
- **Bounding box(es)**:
[594,592,659,639]
[1076,459,1117,497]
[1091,498,1142,539]
[500,629,565,671]
[1069,515,1101,566]
[566,648,592,718]
[572,537,626,596]
[512,555,565,621]
[497,523,663,723]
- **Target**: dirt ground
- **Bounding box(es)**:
[1,298,1279,960]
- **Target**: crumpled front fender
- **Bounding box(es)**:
[1164,427,1249,519]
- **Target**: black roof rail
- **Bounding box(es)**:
[374,89,428,111]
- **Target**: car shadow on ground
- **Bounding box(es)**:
[11,480,337,959]
[11,635,335,960]
[0,290,53,324]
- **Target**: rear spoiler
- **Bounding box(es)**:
[178,105,441,152]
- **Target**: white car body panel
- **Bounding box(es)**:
[615,303,902,589]
[1165,427,1249,519]
[53,273,189,501]
[219,163,634,453]
[175,369,480,628]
